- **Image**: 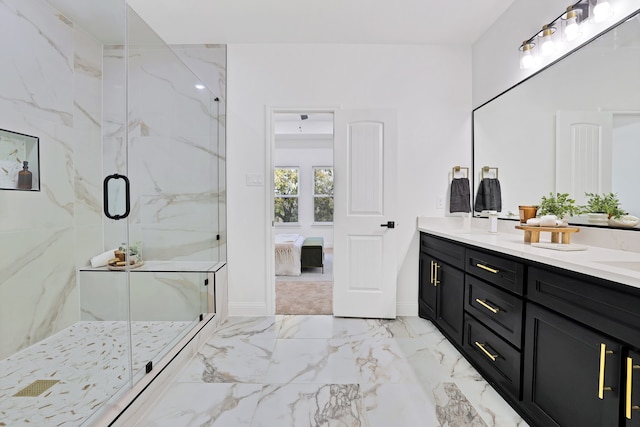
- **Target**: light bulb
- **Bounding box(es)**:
[520,51,534,69]
[519,41,535,69]
[564,16,579,40]
[593,0,611,23]
[539,25,556,57]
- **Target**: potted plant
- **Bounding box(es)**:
[537,192,582,226]
[583,192,626,219]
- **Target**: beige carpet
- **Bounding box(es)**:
[275,281,333,315]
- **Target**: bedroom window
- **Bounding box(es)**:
[274,167,299,223]
[313,167,333,223]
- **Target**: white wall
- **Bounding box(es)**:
[274,136,334,247]
[472,0,640,108]
[227,43,471,315]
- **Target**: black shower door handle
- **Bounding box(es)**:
[103,173,130,220]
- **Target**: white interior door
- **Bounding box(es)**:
[333,109,397,319]
[556,110,613,205]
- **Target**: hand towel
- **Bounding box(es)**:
[450,178,471,213]
[474,178,502,212]
[90,249,117,268]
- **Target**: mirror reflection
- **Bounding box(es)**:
[473,11,640,229]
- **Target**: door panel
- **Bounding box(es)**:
[556,110,613,206]
[523,303,621,427]
[333,109,397,319]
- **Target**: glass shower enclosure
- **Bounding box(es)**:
[0,0,226,425]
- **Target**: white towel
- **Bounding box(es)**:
[90,249,117,267]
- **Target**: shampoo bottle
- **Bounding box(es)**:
[17,161,32,190]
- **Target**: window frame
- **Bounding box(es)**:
[312,166,334,224]
[274,166,300,224]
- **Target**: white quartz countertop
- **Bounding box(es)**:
[417,217,640,290]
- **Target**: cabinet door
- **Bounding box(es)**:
[418,252,437,320]
[436,261,464,346]
[523,303,621,427]
[625,349,640,427]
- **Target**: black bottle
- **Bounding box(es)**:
[17,161,32,190]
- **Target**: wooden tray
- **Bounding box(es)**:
[515,225,579,244]
[107,260,144,270]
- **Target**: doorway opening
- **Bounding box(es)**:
[270,111,334,315]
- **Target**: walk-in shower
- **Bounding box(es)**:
[0,0,226,424]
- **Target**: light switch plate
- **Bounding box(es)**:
[246,174,264,186]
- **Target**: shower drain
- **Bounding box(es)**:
[13,379,60,397]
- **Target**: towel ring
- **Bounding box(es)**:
[482,166,498,180]
[452,166,469,178]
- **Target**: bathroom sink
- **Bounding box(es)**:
[595,261,640,273]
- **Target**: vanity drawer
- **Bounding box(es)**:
[420,233,465,270]
[466,249,524,295]
[528,265,640,349]
[463,314,521,398]
[465,275,524,349]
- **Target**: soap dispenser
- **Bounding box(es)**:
[17,161,32,190]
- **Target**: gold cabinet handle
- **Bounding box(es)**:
[433,262,440,286]
[474,341,499,362]
[626,357,640,419]
[476,263,499,274]
[475,298,500,314]
[430,261,434,285]
[598,343,614,399]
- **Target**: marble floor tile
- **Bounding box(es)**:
[264,338,360,384]
[137,316,529,427]
[251,383,366,427]
[177,337,276,383]
[140,383,265,427]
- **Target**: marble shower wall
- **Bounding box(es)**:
[103,34,227,263]
[0,0,106,359]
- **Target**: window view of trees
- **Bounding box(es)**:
[314,167,334,222]
[274,168,299,222]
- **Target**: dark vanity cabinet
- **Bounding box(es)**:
[418,231,640,427]
[419,234,465,345]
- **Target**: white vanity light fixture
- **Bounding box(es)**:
[517,0,616,69]
[519,40,536,69]
[539,24,558,57]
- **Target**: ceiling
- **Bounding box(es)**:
[125,0,516,45]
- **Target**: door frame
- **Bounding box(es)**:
[264,106,337,314]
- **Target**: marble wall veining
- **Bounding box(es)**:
[0,0,104,360]
[0,0,227,361]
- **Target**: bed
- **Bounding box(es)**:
[275,234,305,276]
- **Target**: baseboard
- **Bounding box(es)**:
[397,301,418,317]
[228,301,270,316]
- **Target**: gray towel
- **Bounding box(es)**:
[474,178,502,212]
[450,178,471,213]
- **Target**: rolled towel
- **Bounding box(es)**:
[450,178,471,213]
[90,249,117,268]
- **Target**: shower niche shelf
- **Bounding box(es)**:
[0,128,40,191]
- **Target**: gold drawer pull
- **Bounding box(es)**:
[598,343,614,399]
[474,341,499,362]
[626,357,640,419]
[476,263,499,274]
[475,298,500,314]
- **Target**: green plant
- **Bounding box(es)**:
[119,241,142,260]
[537,192,583,218]
[583,192,627,219]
